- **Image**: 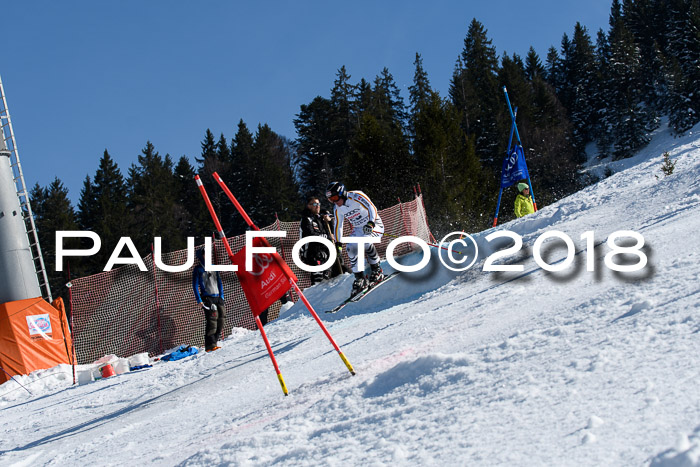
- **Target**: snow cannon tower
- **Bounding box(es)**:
[0,121,43,303]
[0,75,73,385]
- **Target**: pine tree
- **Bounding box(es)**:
[408,53,432,118]
[556,33,574,108]
[77,175,96,232]
[527,76,580,203]
[92,150,128,265]
[545,46,562,88]
[412,90,485,233]
[329,66,358,180]
[216,133,231,162]
[346,112,410,208]
[450,19,503,168]
[346,68,412,207]
[127,141,180,253]
[74,151,128,273]
[623,0,668,112]
[607,20,653,159]
[229,119,256,234]
[355,78,372,115]
[30,178,79,299]
[664,0,700,133]
[525,47,546,81]
[665,57,698,133]
[294,66,360,199]
[568,23,600,157]
[246,124,300,224]
[195,129,230,233]
[499,52,532,126]
[294,96,335,196]
[593,29,615,156]
[371,68,409,127]
[408,52,434,182]
[609,0,624,31]
[173,155,209,243]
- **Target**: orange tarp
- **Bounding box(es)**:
[0,297,74,384]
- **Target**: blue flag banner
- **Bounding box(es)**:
[500,145,530,188]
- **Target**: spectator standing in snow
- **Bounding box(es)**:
[326,181,385,296]
[514,182,535,218]
[299,197,334,284]
[192,248,225,352]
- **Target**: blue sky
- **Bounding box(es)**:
[2,1,611,203]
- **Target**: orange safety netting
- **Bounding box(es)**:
[69,195,434,364]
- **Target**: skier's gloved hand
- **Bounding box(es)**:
[363,221,375,235]
[336,242,343,253]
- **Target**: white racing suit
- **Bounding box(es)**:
[331,190,385,273]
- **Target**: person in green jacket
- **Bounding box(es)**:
[514,182,535,218]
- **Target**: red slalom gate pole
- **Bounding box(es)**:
[256,315,289,395]
[194,175,236,261]
[290,280,355,375]
[211,172,356,377]
[195,175,289,396]
[211,172,259,231]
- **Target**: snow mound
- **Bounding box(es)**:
[362,353,472,398]
[0,364,73,404]
[651,426,700,467]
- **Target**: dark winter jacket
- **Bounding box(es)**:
[192,250,224,303]
[299,208,332,264]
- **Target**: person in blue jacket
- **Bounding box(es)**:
[192,248,225,352]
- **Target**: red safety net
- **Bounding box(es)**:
[70,194,434,364]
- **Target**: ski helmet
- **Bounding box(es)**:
[326,181,345,201]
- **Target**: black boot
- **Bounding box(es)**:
[369,264,384,283]
[351,272,368,296]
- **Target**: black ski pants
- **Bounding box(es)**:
[202,296,225,350]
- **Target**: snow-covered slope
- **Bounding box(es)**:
[1,122,699,466]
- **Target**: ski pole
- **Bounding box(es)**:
[0,366,31,395]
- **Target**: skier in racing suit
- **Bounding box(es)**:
[326,181,385,296]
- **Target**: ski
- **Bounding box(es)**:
[325,272,401,314]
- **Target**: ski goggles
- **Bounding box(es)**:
[327,194,340,202]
